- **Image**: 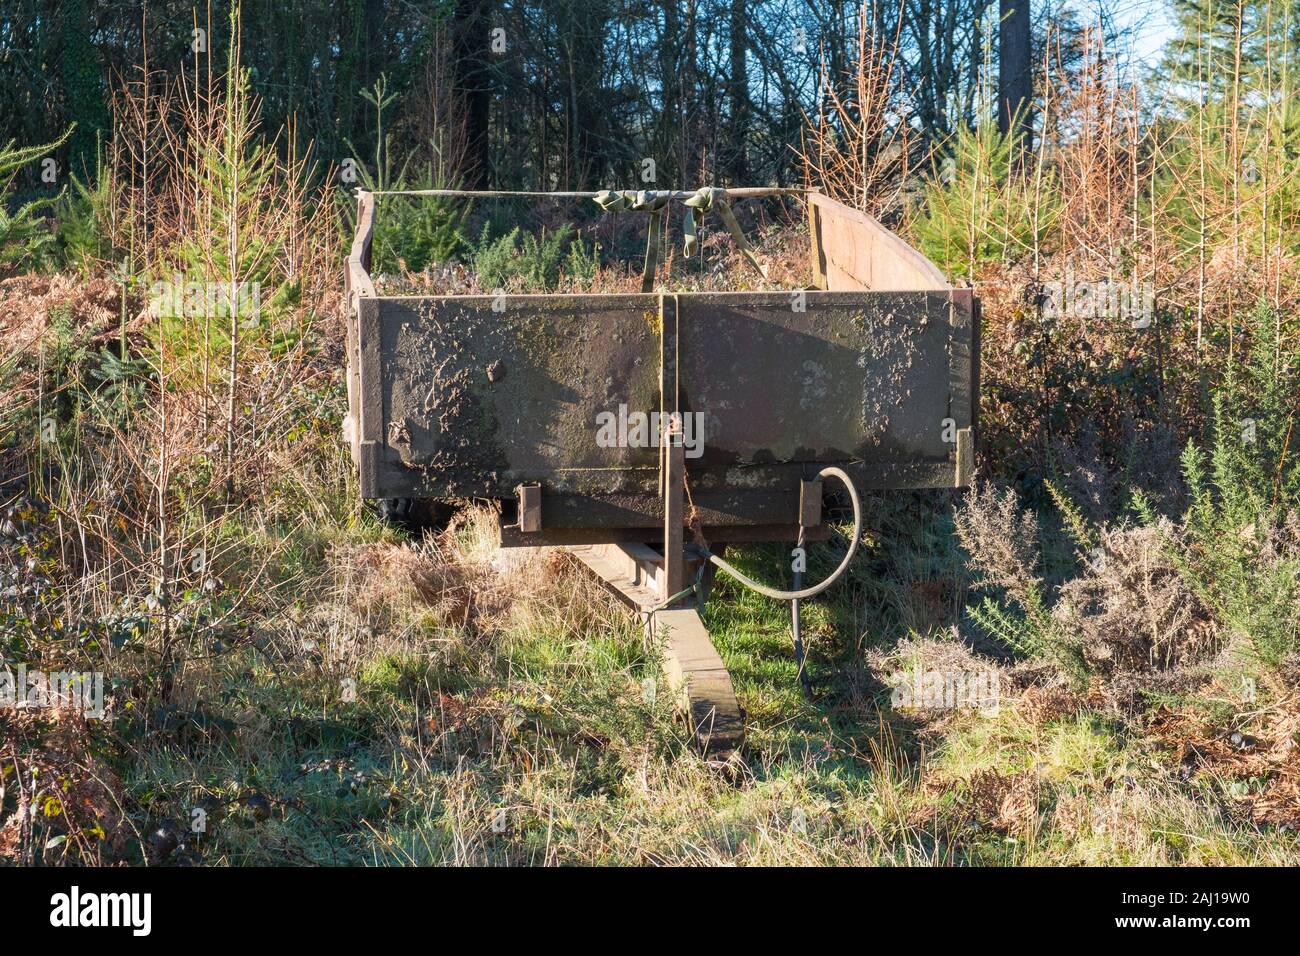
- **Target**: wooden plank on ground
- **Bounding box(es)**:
[567,544,745,761]
[567,544,661,611]
[648,607,745,759]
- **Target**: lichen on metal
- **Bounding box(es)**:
[344,187,978,536]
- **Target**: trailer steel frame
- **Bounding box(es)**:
[345,187,978,763]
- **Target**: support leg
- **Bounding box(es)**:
[566,543,745,761]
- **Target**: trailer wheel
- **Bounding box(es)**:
[375,497,413,526]
[370,498,455,534]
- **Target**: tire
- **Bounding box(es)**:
[370,497,456,534]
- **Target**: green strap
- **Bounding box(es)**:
[593,189,666,292]
[631,191,670,293]
[592,186,766,291]
[682,186,722,257]
[683,186,768,282]
[593,188,636,212]
[641,209,664,292]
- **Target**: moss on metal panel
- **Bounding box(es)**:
[378,295,660,497]
[367,289,974,504]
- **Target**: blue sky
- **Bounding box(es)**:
[1095,0,1178,70]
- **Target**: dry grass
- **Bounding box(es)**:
[1053,523,1222,674]
[0,709,133,866]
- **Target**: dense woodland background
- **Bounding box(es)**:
[3,0,1111,191]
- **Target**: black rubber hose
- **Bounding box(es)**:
[704,466,862,601]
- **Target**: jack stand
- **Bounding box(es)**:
[791,525,811,696]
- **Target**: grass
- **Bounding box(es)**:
[7,462,1300,865]
[3,258,1299,867]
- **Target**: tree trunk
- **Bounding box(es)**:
[659,0,681,183]
[563,3,608,189]
[60,0,108,177]
[997,0,1032,151]
[361,0,385,96]
[728,0,748,184]
[453,0,492,188]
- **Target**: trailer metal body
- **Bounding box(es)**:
[345,188,978,761]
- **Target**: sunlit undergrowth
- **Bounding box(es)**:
[5,278,1295,864]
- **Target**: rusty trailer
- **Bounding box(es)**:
[344,187,978,762]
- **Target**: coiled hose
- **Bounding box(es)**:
[703,466,862,600]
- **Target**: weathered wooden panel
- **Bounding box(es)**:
[808,192,951,292]
[374,294,662,498]
[677,291,957,467]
